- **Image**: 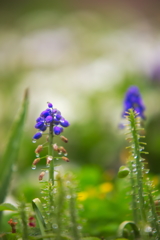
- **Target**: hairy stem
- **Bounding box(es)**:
[129,110,146,222]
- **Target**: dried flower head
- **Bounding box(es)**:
[8,219,17,233]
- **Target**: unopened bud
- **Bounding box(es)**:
[46,136,49,142]
[61,156,69,162]
[32,158,40,165]
[53,143,59,151]
[35,145,43,154]
[60,136,68,143]
[39,171,45,181]
[46,155,53,164]
[59,146,67,154]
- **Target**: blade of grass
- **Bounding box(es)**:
[32,198,47,240]
[0,89,29,227]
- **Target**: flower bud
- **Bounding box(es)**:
[40,110,50,118]
[61,156,69,162]
[32,158,41,165]
[59,146,67,154]
[47,102,53,108]
[118,166,130,178]
[35,145,43,154]
[46,156,53,164]
[53,126,62,135]
[35,122,44,129]
[39,171,45,181]
[53,143,59,151]
[60,119,70,127]
[33,132,42,140]
[45,116,53,123]
[60,136,68,143]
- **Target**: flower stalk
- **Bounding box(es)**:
[48,123,54,185]
[128,109,147,223]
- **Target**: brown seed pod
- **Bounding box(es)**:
[59,146,67,154]
[53,143,59,151]
[39,171,45,181]
[32,158,40,165]
[61,156,70,162]
[35,145,43,154]
[60,136,68,143]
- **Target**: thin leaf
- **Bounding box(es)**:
[0,203,17,211]
[32,198,47,239]
[118,221,140,238]
[0,89,29,204]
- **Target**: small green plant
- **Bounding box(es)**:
[118,86,160,240]
[0,97,100,240]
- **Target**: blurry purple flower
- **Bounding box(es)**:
[47,102,53,108]
[33,132,42,140]
[45,116,53,123]
[60,119,70,127]
[35,121,44,129]
[40,110,50,118]
[122,86,145,119]
[150,63,160,84]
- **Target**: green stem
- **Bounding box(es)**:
[48,123,55,232]
[56,175,65,240]
[69,188,80,240]
[48,124,54,185]
[129,160,139,224]
[129,110,146,222]
[19,202,28,240]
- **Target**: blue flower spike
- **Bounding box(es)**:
[122,86,145,120]
[32,102,70,141]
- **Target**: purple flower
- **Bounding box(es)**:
[39,124,47,132]
[35,122,44,129]
[55,114,61,120]
[60,119,70,127]
[45,116,53,123]
[53,126,62,135]
[36,117,43,122]
[122,86,145,119]
[40,110,50,118]
[33,132,42,139]
[33,102,70,141]
[47,102,53,108]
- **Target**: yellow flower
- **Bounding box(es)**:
[77,191,88,201]
[99,182,113,193]
[152,176,159,186]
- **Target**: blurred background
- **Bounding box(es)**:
[1,0,160,238]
